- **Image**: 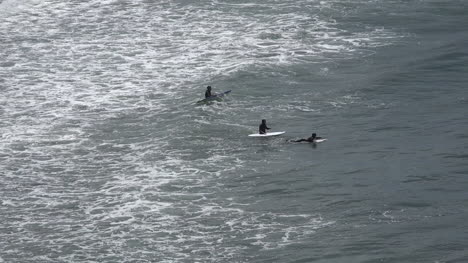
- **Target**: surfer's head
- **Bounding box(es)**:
[207,86,211,91]
[262,119,266,124]
[312,133,316,138]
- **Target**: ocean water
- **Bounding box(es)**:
[1,0,467,262]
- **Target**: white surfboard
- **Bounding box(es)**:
[315,138,327,143]
[248,131,286,137]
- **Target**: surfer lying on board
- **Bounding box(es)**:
[205,86,212,98]
[292,133,322,143]
[259,119,271,134]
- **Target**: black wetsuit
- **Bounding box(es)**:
[294,138,310,142]
[259,123,270,134]
[205,90,212,99]
[293,136,321,142]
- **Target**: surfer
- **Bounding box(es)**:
[292,133,322,143]
[205,86,212,98]
[259,119,271,134]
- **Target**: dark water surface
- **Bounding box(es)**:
[1,0,467,262]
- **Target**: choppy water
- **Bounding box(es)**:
[1,0,467,262]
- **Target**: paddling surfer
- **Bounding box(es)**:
[205,86,212,98]
[292,133,322,143]
[259,119,271,134]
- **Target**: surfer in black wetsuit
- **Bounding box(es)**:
[205,86,212,98]
[292,133,322,142]
[259,119,271,134]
